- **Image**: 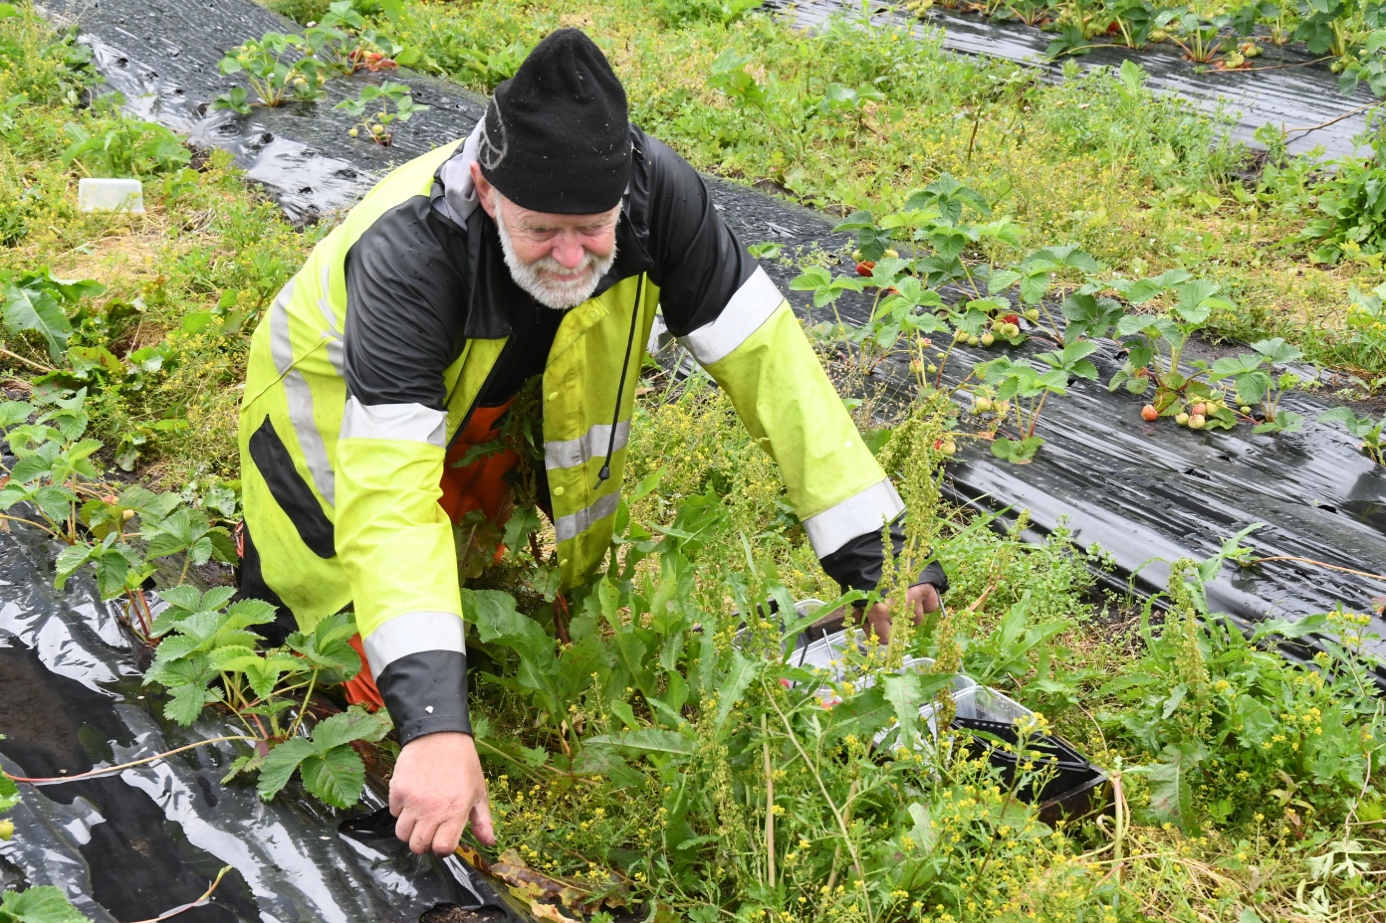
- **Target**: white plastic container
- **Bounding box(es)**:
[78,178,145,213]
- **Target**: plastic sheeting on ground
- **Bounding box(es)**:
[36,0,1386,660]
[767,0,1378,161]
[0,525,524,921]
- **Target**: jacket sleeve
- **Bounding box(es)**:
[337,202,473,746]
[641,136,926,595]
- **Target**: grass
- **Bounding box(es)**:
[0,2,1384,922]
[0,9,313,484]
[334,0,1386,387]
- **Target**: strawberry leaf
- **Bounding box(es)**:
[257,737,317,801]
[0,885,89,923]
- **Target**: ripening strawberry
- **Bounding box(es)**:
[1141,405,1158,421]
[1190,403,1207,417]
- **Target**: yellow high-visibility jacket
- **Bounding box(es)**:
[237,122,908,743]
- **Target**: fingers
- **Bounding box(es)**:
[409,819,436,855]
[910,583,941,623]
[470,792,496,847]
[402,805,438,855]
[393,803,413,842]
[862,602,892,644]
[431,815,466,856]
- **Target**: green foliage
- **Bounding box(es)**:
[0,889,88,923]
[1318,404,1386,462]
[652,0,760,27]
[1108,275,1242,426]
[1298,137,1386,265]
[1102,533,1386,833]
[60,116,191,179]
[334,80,426,145]
[2,269,103,360]
[1209,337,1308,432]
[214,32,329,111]
[256,707,392,807]
[0,391,238,635]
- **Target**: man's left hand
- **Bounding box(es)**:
[861,582,940,645]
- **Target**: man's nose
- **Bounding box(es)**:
[551,234,587,270]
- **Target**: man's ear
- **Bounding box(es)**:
[470,160,497,220]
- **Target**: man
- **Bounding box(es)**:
[235,29,946,857]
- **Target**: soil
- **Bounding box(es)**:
[420,904,509,923]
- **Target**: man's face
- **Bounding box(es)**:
[472,162,620,310]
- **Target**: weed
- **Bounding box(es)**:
[61,113,191,179]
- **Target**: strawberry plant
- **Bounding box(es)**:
[142,589,390,807]
[1209,337,1308,432]
[335,80,427,146]
[213,32,328,113]
[1318,406,1386,464]
[1153,11,1230,63]
[1107,275,1239,428]
[303,1,404,76]
[0,392,237,639]
[974,354,1079,463]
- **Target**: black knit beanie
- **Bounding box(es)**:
[478,29,631,215]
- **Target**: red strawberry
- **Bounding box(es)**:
[856,261,875,276]
[1002,314,1020,326]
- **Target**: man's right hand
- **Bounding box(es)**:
[390,731,496,855]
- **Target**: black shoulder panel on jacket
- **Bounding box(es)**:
[343,194,471,410]
[627,128,756,337]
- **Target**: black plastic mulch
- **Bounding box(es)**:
[3,0,1385,916]
[768,0,1379,161]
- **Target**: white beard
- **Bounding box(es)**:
[494,204,618,311]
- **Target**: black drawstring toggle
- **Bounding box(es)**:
[595,276,644,490]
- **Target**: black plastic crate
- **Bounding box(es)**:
[950,716,1110,825]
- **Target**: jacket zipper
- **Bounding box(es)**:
[445,337,516,452]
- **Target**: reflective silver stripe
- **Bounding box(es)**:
[363,610,465,675]
[678,266,784,366]
[554,490,622,543]
[544,420,630,471]
[318,262,340,334]
[802,479,905,558]
[324,334,344,378]
[318,263,346,377]
[269,280,296,375]
[339,397,446,447]
[271,282,337,506]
